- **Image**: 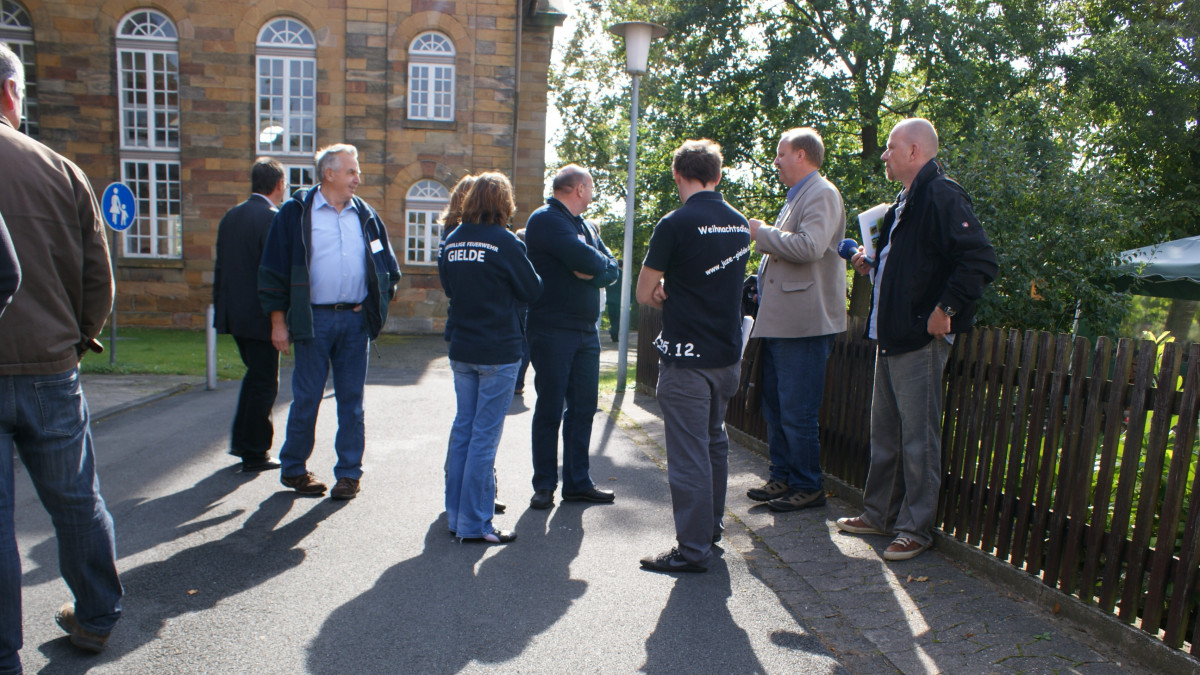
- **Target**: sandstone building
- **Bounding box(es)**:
[1,0,565,332]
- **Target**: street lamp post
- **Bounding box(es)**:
[607,20,667,393]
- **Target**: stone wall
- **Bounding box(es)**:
[17,0,563,331]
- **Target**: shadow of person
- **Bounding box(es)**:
[307,506,586,673]
[36,492,338,673]
[640,557,768,675]
[21,468,248,588]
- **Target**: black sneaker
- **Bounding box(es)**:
[639,548,707,573]
[767,489,827,512]
[747,480,793,502]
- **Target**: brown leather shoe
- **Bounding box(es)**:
[281,471,327,495]
[55,602,109,653]
[330,477,360,500]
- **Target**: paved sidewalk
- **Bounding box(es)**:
[67,334,1187,674]
[82,373,197,421]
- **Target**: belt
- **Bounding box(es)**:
[312,302,362,311]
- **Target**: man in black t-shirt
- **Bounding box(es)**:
[636,139,751,574]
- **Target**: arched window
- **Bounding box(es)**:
[408,32,455,122]
[257,18,316,160]
[405,180,450,265]
[0,0,36,136]
[116,9,181,258]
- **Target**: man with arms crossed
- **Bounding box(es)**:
[637,139,751,573]
[214,158,286,472]
[524,165,619,510]
[745,127,847,512]
[839,118,997,560]
[0,43,122,670]
[259,144,401,500]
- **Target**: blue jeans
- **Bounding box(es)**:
[280,308,369,481]
[0,368,122,675]
[761,335,835,493]
[446,360,519,538]
[528,327,600,493]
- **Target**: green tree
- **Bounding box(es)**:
[1063,0,1200,339]
[551,0,1139,335]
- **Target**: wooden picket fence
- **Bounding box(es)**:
[637,308,1200,655]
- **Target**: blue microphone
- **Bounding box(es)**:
[837,238,859,260]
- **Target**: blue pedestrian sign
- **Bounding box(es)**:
[101,182,137,231]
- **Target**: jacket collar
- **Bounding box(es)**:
[546,196,579,219]
[906,160,943,197]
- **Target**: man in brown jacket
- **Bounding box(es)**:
[745,127,847,512]
[0,43,122,672]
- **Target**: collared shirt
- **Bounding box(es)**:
[868,190,906,340]
[251,193,276,207]
[309,187,368,305]
[758,170,818,298]
[785,170,817,203]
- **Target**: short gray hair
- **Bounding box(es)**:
[315,144,358,182]
[0,43,24,96]
[781,127,825,169]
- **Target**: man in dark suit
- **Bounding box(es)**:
[214,158,286,472]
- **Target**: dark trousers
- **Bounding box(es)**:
[529,326,600,493]
[231,336,280,458]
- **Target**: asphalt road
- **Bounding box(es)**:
[14,340,844,674]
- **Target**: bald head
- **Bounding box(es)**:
[551,163,594,216]
[883,118,940,188]
[894,118,939,162]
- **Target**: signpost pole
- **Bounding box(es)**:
[109,229,117,366]
[100,182,137,368]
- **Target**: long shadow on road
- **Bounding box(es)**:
[641,554,766,675]
[36,492,339,673]
[308,506,586,673]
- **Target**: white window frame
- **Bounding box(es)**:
[122,158,181,258]
[1,0,36,136]
[116,9,179,150]
[405,180,450,265]
[256,18,316,157]
[408,32,455,122]
[282,163,316,195]
[116,9,181,259]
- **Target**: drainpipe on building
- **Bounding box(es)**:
[511,0,525,193]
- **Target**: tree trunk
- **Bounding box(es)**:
[1163,298,1198,344]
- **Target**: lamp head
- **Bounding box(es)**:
[607,21,668,74]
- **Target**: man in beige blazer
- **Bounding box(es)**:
[746,127,847,511]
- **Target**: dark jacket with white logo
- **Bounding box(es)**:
[438,222,542,364]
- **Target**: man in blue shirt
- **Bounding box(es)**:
[524,165,619,510]
[259,144,401,501]
[637,139,751,573]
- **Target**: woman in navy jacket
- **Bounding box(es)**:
[438,172,542,543]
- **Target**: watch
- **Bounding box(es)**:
[938,302,957,318]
